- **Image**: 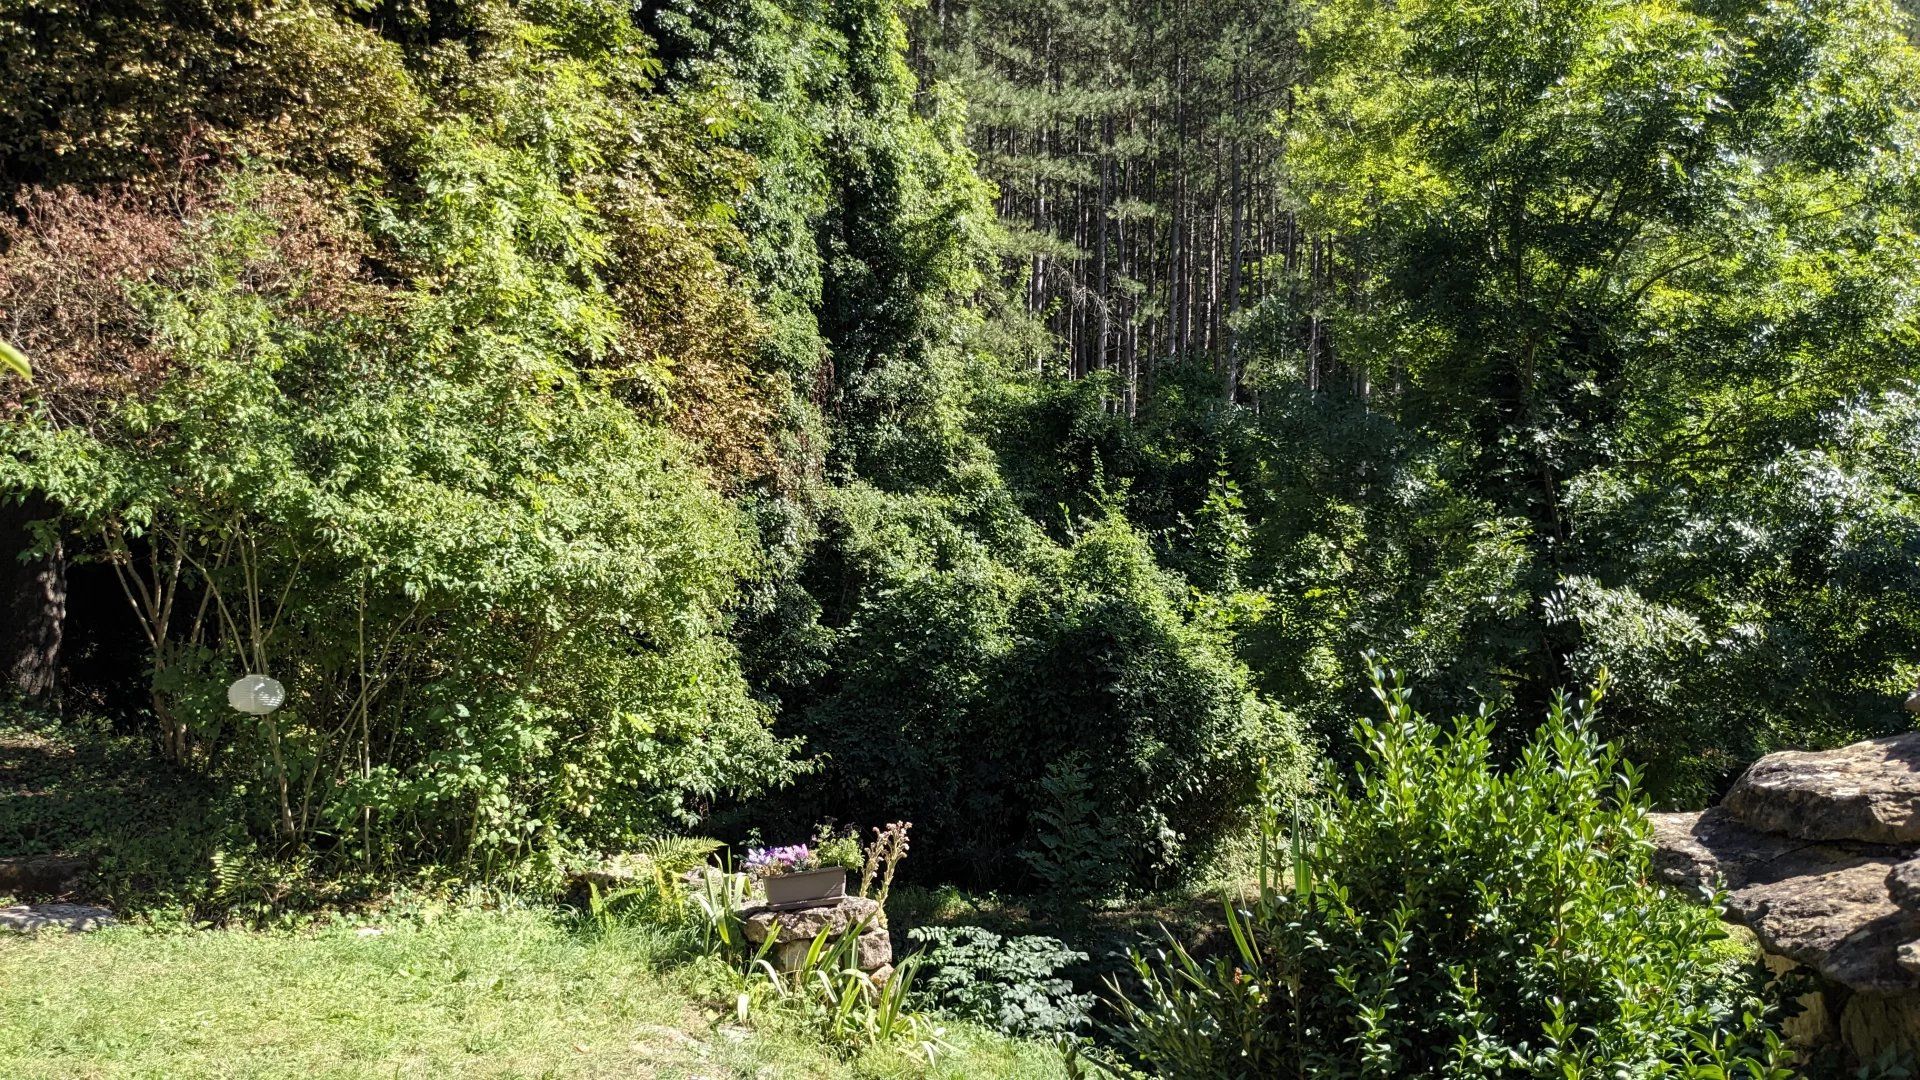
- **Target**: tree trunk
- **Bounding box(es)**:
[1,495,65,702]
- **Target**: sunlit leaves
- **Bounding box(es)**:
[0,339,29,381]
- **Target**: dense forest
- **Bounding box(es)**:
[3,0,1920,1074]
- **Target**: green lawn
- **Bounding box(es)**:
[0,908,1067,1079]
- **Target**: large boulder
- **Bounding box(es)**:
[1651,732,1920,1065]
[1650,808,1913,993]
[1723,733,1920,845]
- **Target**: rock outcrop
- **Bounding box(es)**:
[1651,731,1920,1063]
[1722,734,1920,845]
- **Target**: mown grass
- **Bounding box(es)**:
[0,906,1068,1079]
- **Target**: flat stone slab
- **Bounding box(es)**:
[742,895,881,945]
[1725,732,1920,845]
[1649,807,1850,892]
[1729,858,1917,994]
[0,903,115,933]
[1651,808,1918,993]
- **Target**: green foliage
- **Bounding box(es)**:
[0,0,422,189]
[1104,664,1790,1078]
[1238,0,1920,783]
[690,865,759,964]
[813,824,865,871]
[635,0,999,494]
[1288,0,1920,460]
[0,707,232,910]
[1549,389,1920,796]
[0,0,1323,912]
[1019,759,1118,904]
[583,835,726,930]
[746,932,943,1059]
[749,480,1308,894]
[814,0,996,490]
[995,514,1307,893]
[0,4,798,874]
[949,0,1920,797]
[687,878,948,1061]
[904,0,1305,380]
[912,0,1920,817]
[908,925,1093,1038]
[6,0,1919,1072]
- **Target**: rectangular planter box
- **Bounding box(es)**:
[763,867,847,910]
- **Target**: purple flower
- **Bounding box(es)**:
[744,844,815,877]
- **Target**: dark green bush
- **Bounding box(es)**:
[749,483,1308,894]
[1104,664,1790,1078]
[995,513,1307,895]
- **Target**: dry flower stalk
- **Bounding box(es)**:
[858,821,912,916]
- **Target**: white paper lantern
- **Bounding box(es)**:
[227,674,287,716]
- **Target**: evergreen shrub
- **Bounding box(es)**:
[1105,663,1789,1078]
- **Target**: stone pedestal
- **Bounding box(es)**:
[1650,731,1920,1066]
[740,894,893,979]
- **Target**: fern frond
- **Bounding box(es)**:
[639,835,722,876]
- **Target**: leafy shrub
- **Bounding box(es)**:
[1017,759,1116,904]
[0,0,421,190]
[908,925,1092,1038]
[995,515,1307,894]
[0,18,800,874]
[1104,664,1789,1078]
[580,834,725,932]
[811,826,864,872]
[750,482,1307,894]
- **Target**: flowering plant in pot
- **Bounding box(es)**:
[746,835,861,909]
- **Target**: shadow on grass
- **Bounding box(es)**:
[1,704,229,909]
[889,881,1242,960]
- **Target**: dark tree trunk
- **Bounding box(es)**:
[1,495,65,702]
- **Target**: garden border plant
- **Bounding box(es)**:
[1099,661,1793,1078]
